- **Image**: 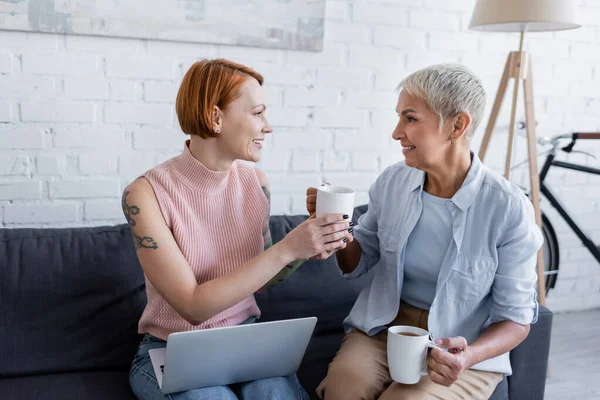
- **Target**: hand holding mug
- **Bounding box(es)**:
[428,337,471,387]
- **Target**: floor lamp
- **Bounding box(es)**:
[469,0,580,305]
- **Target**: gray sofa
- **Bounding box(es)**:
[0,205,552,400]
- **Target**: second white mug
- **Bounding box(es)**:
[315,186,355,220]
[387,325,440,385]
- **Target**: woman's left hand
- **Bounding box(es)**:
[428,337,472,387]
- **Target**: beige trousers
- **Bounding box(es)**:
[316,302,503,400]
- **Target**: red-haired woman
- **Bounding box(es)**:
[124,59,352,399]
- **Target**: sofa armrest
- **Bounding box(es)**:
[508,305,553,400]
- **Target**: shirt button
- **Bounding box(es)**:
[454,222,460,227]
[447,202,454,209]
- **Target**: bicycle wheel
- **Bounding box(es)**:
[541,213,559,294]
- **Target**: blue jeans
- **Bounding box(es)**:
[129,321,309,399]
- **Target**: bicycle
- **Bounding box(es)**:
[511,131,600,294]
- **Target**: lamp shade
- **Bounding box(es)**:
[469,0,581,32]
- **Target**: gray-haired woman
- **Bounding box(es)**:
[306,64,543,400]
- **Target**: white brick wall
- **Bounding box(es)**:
[1,0,599,313]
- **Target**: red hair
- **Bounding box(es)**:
[176,59,264,138]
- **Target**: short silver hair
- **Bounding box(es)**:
[397,64,486,139]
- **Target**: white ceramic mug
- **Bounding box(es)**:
[387,325,441,385]
[315,186,355,220]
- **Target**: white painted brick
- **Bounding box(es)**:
[351,152,378,171]
[0,156,28,175]
[375,68,407,90]
[588,99,600,115]
[532,79,570,97]
[320,172,377,191]
[263,85,281,107]
[36,156,60,175]
[313,108,368,128]
[334,130,389,150]
[84,200,124,221]
[21,102,96,122]
[571,43,600,62]
[252,63,314,86]
[272,129,330,150]
[270,193,290,215]
[290,194,311,215]
[118,154,157,177]
[424,0,473,11]
[429,32,478,52]
[66,35,140,54]
[79,154,118,175]
[477,34,520,54]
[0,53,12,73]
[22,53,99,76]
[50,179,120,199]
[345,89,397,109]
[0,102,11,122]
[323,150,349,172]
[269,174,319,193]
[2,31,59,50]
[106,57,174,80]
[286,43,345,67]
[285,87,339,107]
[292,150,320,172]
[3,203,78,224]
[256,147,290,172]
[348,46,402,69]
[144,82,179,103]
[355,191,369,206]
[317,67,372,89]
[109,80,136,101]
[554,25,597,43]
[374,28,426,49]
[0,75,60,98]
[64,78,110,100]
[219,46,283,64]
[381,151,405,168]
[586,0,600,6]
[526,38,570,60]
[408,9,459,31]
[0,181,41,200]
[324,22,369,44]
[353,3,408,26]
[104,104,172,124]
[147,41,217,58]
[406,51,460,72]
[267,107,309,127]
[53,127,126,148]
[546,295,587,313]
[133,127,184,150]
[0,128,45,149]
[325,0,350,20]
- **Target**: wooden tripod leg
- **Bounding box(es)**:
[523,58,546,306]
[479,56,511,162]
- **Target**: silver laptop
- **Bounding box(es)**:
[148,317,317,394]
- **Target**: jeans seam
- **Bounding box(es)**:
[131,364,173,400]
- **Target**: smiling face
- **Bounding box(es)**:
[391,89,454,171]
[217,77,273,163]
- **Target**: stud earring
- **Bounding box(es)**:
[451,137,456,145]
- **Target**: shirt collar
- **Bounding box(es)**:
[408,152,485,212]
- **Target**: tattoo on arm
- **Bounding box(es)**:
[259,183,307,289]
[121,190,159,250]
[261,185,273,251]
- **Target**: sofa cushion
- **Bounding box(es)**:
[0,225,146,378]
[0,370,134,400]
[255,206,372,333]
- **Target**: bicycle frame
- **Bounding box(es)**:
[539,152,600,263]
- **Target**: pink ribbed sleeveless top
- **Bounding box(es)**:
[138,140,267,340]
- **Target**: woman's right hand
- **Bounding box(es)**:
[280,214,352,261]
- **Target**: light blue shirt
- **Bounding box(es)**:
[401,191,453,310]
[342,153,543,374]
